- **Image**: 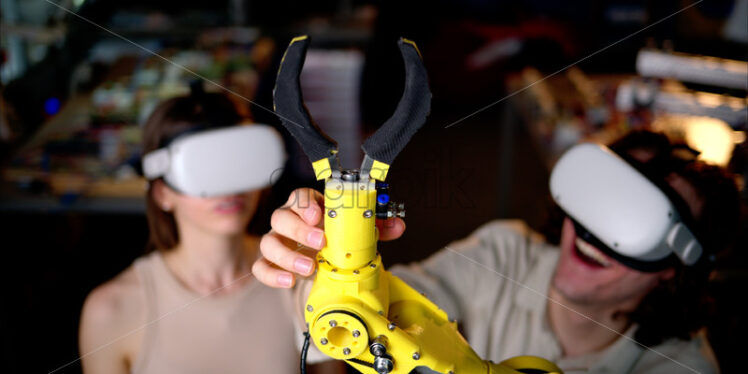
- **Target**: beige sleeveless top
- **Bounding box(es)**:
[131,252,299,374]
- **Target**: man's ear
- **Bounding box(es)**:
[151,180,175,212]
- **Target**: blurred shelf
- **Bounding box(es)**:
[0,193,144,214]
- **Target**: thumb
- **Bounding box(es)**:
[376,218,406,241]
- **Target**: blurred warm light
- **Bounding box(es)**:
[652,115,735,166]
[734,131,747,144]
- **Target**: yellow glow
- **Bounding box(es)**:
[652,115,734,166]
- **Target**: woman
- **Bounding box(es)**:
[79,91,343,373]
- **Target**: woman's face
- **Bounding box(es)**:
[155,182,261,238]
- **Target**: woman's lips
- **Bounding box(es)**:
[214,197,246,214]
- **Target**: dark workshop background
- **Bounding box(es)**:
[1,0,746,373]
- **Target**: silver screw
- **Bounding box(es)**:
[387,323,396,331]
[319,259,325,263]
[412,352,420,360]
[328,210,337,218]
[343,348,351,355]
[352,330,360,338]
[360,185,366,190]
[307,305,313,312]
[320,338,328,345]
[373,356,394,374]
[329,320,337,327]
[353,270,359,274]
[363,210,373,218]
[370,263,377,268]
[370,341,387,356]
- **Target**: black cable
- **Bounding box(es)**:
[300,330,311,374]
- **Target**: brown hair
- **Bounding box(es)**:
[142,91,246,251]
[609,130,741,345]
[541,130,741,345]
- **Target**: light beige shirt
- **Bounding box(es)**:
[132,252,300,374]
[389,220,719,374]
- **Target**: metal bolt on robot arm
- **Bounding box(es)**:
[274,35,562,374]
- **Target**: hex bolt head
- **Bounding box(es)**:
[352,330,360,338]
[387,323,396,331]
[343,348,351,355]
[412,352,420,360]
[329,320,337,327]
[328,210,337,218]
[306,305,314,312]
[370,263,377,268]
[363,210,373,218]
[320,338,328,345]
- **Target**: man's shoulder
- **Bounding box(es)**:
[440,219,557,278]
[465,219,554,255]
[472,219,543,239]
[633,334,719,374]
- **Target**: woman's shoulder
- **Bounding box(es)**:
[82,264,145,325]
[80,261,149,369]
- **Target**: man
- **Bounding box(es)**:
[252,130,740,373]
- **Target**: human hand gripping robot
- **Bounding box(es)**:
[273,36,563,374]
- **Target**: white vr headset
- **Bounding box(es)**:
[142,125,286,197]
[550,143,703,271]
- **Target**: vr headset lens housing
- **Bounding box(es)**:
[143,125,286,197]
[550,144,702,271]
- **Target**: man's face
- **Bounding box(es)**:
[550,148,704,309]
[551,217,674,308]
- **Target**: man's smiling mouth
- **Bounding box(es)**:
[575,238,612,268]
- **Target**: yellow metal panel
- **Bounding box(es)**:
[312,158,333,180]
[322,179,377,269]
[369,160,390,181]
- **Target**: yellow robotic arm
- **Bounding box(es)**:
[274,36,562,374]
